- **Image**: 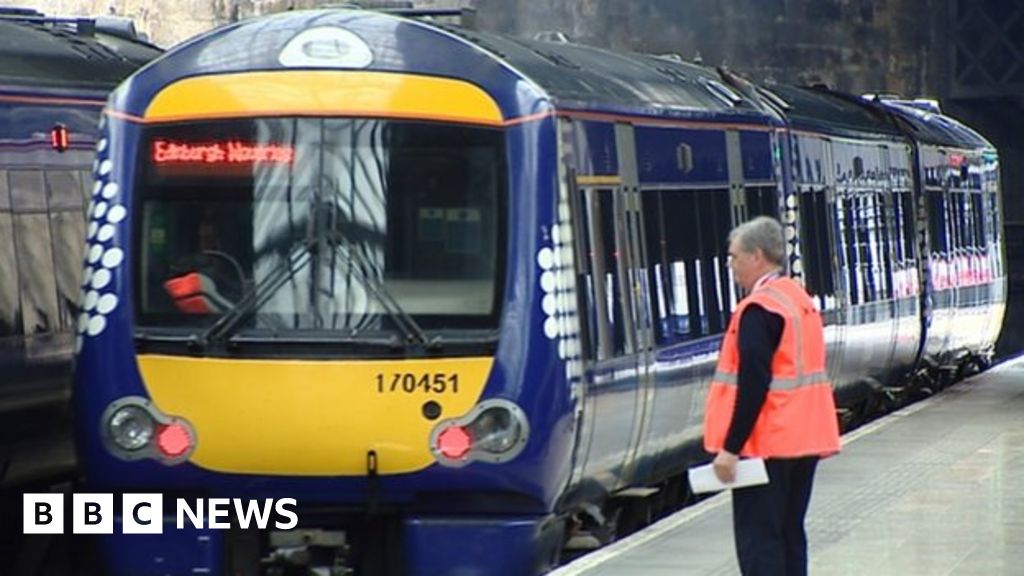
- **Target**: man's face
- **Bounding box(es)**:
[728,237,760,293]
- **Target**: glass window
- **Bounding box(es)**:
[798,188,836,310]
[0,172,22,337]
[577,188,627,360]
[135,118,505,338]
[640,187,733,345]
[9,171,59,335]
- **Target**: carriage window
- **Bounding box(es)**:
[47,171,88,330]
[797,188,836,310]
[9,171,59,335]
[745,186,780,219]
[0,172,22,337]
[640,187,733,345]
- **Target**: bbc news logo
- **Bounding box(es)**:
[24,494,298,534]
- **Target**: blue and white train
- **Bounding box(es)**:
[71,8,1004,575]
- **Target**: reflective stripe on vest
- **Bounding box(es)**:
[703,276,841,458]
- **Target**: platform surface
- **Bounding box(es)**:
[553,356,1024,576]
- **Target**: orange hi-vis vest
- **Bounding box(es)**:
[703,276,841,458]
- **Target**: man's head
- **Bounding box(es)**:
[727,216,786,292]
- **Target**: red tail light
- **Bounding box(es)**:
[436,426,472,459]
[157,421,194,458]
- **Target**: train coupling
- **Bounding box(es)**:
[263,528,352,576]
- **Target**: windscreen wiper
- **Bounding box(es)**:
[324,229,439,350]
[195,238,314,347]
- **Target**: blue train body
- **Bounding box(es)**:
[71,9,1004,575]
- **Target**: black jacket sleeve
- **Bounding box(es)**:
[723,303,784,454]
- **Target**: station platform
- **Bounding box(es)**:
[553,356,1024,576]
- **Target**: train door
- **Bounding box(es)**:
[613,124,656,488]
[821,139,848,382]
[568,121,654,493]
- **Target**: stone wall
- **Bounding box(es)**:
[0,0,470,48]
[0,0,948,98]
[474,0,948,98]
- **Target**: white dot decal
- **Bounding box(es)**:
[88,245,103,263]
[82,267,94,286]
[107,205,126,223]
[102,248,124,269]
[84,290,99,311]
[87,315,106,336]
[99,159,112,175]
[543,293,557,316]
[96,294,118,314]
[88,222,98,239]
[97,138,107,153]
[537,248,554,270]
[97,224,115,242]
[93,202,108,219]
[544,316,559,339]
[102,182,119,199]
[540,271,556,293]
[91,269,111,289]
[92,181,102,196]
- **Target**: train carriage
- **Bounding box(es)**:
[0,8,160,488]
[72,8,1004,576]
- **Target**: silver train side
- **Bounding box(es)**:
[72,9,1004,575]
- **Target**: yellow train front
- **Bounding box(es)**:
[75,9,572,575]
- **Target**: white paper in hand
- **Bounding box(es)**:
[688,458,769,494]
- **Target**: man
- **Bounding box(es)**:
[703,216,841,576]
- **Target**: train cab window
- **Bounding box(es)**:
[8,171,60,335]
[0,172,22,337]
[134,118,505,343]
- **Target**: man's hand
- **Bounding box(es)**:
[712,450,739,483]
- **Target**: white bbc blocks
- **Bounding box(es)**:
[23,493,64,534]
[23,493,163,534]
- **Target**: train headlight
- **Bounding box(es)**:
[101,396,197,465]
[430,399,530,467]
[108,405,155,451]
[469,406,524,454]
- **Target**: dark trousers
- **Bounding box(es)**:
[731,456,819,576]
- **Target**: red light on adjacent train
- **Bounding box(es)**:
[51,124,70,152]
[436,426,472,459]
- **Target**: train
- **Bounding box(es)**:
[0,8,160,488]
[71,7,1004,576]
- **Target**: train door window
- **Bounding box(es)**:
[797,187,836,310]
[47,171,87,329]
[578,187,629,360]
[9,171,60,335]
[0,172,22,337]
